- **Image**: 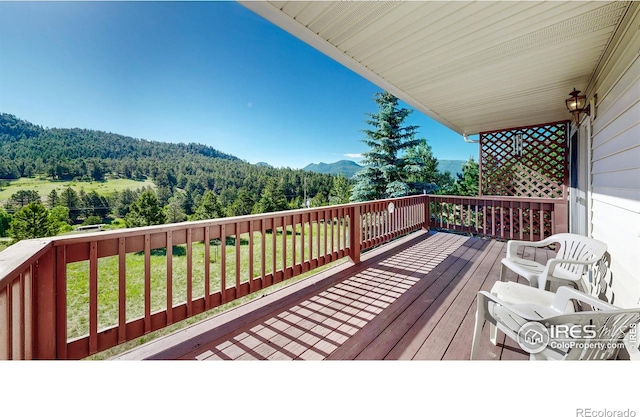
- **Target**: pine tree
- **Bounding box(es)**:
[124,190,165,227]
[351,91,423,201]
[47,189,60,208]
[0,208,11,238]
[192,190,223,220]
[9,201,56,241]
[329,175,352,205]
[227,187,255,217]
[405,141,440,194]
[253,178,288,214]
[453,157,480,196]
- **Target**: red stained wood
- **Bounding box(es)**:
[118,238,127,343]
[89,241,98,355]
[144,234,151,334]
[166,231,173,325]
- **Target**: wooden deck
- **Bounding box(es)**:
[115,230,554,360]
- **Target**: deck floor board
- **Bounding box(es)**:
[115,231,554,361]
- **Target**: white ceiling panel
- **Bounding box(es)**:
[241,1,635,135]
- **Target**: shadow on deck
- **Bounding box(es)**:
[115,230,553,360]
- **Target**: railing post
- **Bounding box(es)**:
[423,195,430,231]
[349,205,362,264]
[553,200,569,235]
[34,247,57,359]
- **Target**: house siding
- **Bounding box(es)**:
[590,6,640,308]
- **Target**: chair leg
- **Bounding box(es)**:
[490,323,497,346]
[500,263,506,282]
[471,313,482,360]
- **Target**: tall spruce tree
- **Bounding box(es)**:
[351,92,423,201]
[453,157,480,196]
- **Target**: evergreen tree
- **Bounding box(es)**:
[436,171,456,195]
[453,157,480,196]
[329,175,352,205]
[311,191,329,207]
[181,190,195,216]
[192,190,223,220]
[405,140,439,194]
[9,201,56,241]
[10,189,40,208]
[47,189,60,208]
[253,178,288,214]
[0,208,11,237]
[227,187,255,217]
[351,91,423,201]
[115,188,137,217]
[164,195,187,223]
[124,190,165,227]
[60,186,81,222]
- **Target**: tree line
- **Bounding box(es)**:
[0,94,478,243]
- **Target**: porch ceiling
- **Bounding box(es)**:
[241,1,633,135]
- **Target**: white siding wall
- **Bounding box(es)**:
[590,8,640,308]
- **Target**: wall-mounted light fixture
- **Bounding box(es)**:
[565,88,590,124]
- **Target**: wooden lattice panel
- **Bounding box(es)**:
[480,121,568,198]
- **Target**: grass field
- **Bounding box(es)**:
[0,177,155,203]
[64,222,348,359]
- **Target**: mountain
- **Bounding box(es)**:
[255,162,272,168]
[438,159,466,176]
[303,160,363,178]
[0,113,336,207]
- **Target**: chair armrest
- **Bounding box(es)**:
[477,290,550,321]
[506,235,559,258]
[537,258,596,289]
[550,286,619,312]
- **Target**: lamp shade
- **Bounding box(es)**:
[566,88,587,112]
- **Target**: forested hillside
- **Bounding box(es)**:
[0,113,343,240]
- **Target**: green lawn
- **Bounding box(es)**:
[0,177,155,203]
[65,222,349,359]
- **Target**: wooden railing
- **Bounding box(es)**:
[429,195,568,241]
[0,194,565,359]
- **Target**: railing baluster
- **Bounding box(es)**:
[89,241,98,355]
[261,219,266,285]
[272,218,277,281]
[282,216,287,276]
[315,212,320,265]
[519,203,524,240]
[144,235,151,334]
[204,227,211,309]
[56,246,67,359]
[0,285,9,359]
[118,237,127,342]
[11,278,20,359]
[187,228,193,316]
[308,212,313,263]
[221,224,227,302]
[235,223,241,291]
[301,214,305,265]
[166,231,173,325]
[323,210,328,260]
[24,265,33,359]
[291,216,296,273]
[249,220,254,291]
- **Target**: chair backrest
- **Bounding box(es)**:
[552,233,608,281]
[584,252,613,301]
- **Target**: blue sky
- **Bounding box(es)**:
[0,1,478,169]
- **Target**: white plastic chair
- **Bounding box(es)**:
[471,286,640,360]
[500,233,608,291]
[489,253,612,345]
